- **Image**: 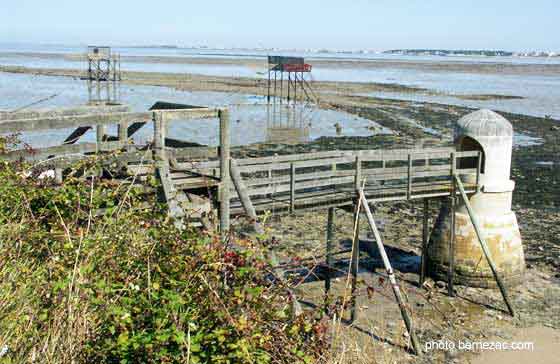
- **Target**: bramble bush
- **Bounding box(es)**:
[0,141,327,363]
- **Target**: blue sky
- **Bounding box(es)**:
[1,0,557,50]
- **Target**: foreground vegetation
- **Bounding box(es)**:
[0,148,326,363]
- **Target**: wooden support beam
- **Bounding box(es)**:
[325,207,335,299]
[350,198,361,323]
[118,121,128,142]
[420,198,430,286]
[0,108,218,134]
[407,154,413,200]
[153,112,166,161]
[63,126,92,144]
[0,112,152,133]
[290,163,296,213]
[187,148,475,171]
[230,159,263,234]
[219,109,231,239]
[1,141,129,161]
[156,160,186,230]
[96,124,106,150]
[448,153,456,297]
[169,147,218,160]
[358,188,422,356]
[454,175,516,317]
[0,105,130,121]
[127,121,147,137]
[354,155,362,190]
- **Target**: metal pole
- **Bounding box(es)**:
[358,188,422,356]
[219,109,231,240]
[454,175,516,317]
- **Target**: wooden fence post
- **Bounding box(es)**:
[290,163,296,213]
[118,121,128,144]
[96,124,106,151]
[153,111,166,161]
[354,155,362,190]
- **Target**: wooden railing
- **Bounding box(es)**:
[180,148,482,214]
[0,107,221,163]
[0,107,482,232]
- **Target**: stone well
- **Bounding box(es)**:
[427,109,526,288]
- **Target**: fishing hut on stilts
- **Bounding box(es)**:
[84,46,122,106]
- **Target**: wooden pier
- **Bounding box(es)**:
[3,105,508,355]
[0,104,481,224]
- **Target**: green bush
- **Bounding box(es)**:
[0,154,326,363]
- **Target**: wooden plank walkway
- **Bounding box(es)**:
[176,148,480,215]
[0,106,482,225]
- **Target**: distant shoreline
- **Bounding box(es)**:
[1,51,559,77]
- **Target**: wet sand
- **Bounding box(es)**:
[0,64,527,107]
[2,51,560,76]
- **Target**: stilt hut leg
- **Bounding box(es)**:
[420,198,429,286]
[325,207,335,301]
[358,189,422,356]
